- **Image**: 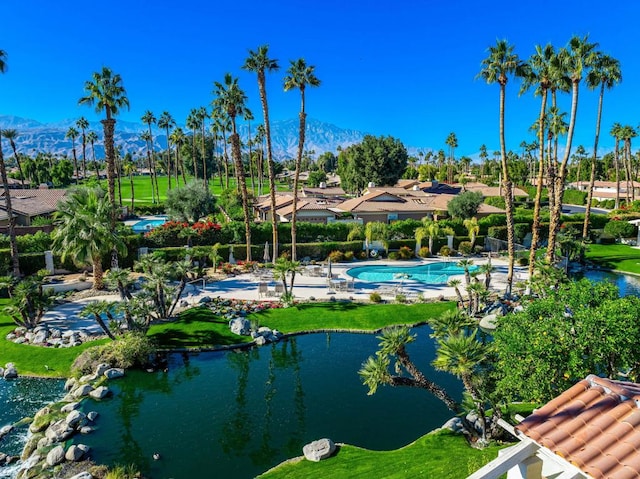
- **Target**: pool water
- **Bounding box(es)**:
[131,216,168,233]
[347,262,477,284]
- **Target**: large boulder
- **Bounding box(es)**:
[68,472,94,479]
[65,410,87,429]
[229,318,251,336]
[3,363,17,379]
[73,384,94,398]
[87,411,99,422]
[33,329,49,344]
[89,386,110,399]
[104,368,125,379]
[65,444,87,462]
[94,363,111,377]
[45,419,74,442]
[46,445,66,466]
[64,377,78,392]
[61,402,81,413]
[302,438,336,462]
[0,424,13,439]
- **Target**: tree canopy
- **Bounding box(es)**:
[336,135,408,193]
[447,191,484,219]
[165,180,216,223]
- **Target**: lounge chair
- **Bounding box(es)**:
[258,282,269,298]
[274,283,284,297]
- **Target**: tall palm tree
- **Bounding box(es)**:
[0,54,20,277]
[463,217,480,248]
[445,132,458,183]
[243,109,256,194]
[520,44,555,277]
[243,45,281,261]
[196,106,208,187]
[158,111,176,191]
[583,54,621,238]
[186,109,200,179]
[65,126,80,185]
[284,58,321,261]
[620,125,636,203]
[123,160,136,211]
[52,187,125,290]
[478,39,525,294]
[140,131,156,203]
[546,35,597,263]
[254,124,266,195]
[79,67,130,216]
[141,110,159,202]
[213,73,253,261]
[76,117,90,180]
[1,129,25,188]
[170,127,187,185]
[80,301,117,340]
[87,130,99,178]
[611,122,623,209]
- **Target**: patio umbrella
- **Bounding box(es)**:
[228,246,235,264]
[263,242,270,263]
[328,257,332,278]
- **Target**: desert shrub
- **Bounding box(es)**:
[344,250,355,261]
[369,292,382,303]
[95,333,156,369]
[439,245,452,256]
[418,246,430,258]
[395,294,407,303]
[514,223,531,243]
[487,226,508,240]
[328,250,346,262]
[388,252,399,260]
[474,245,484,255]
[397,246,414,259]
[458,241,472,255]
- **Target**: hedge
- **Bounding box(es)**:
[562,189,587,205]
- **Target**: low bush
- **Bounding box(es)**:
[397,246,414,260]
[604,220,636,239]
[418,246,430,258]
[439,245,452,256]
[458,241,472,255]
[328,250,346,262]
[369,292,382,303]
[388,252,399,260]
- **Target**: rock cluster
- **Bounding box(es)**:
[15,362,125,479]
[5,326,100,348]
[303,438,336,462]
[1,363,18,379]
[251,327,283,346]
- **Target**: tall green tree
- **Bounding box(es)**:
[87,130,99,178]
[445,132,458,183]
[141,110,159,202]
[170,127,187,185]
[78,66,130,217]
[243,45,281,261]
[65,126,80,185]
[1,129,25,187]
[284,58,321,261]
[213,73,253,261]
[478,39,525,294]
[52,187,126,290]
[186,109,200,180]
[158,111,176,191]
[583,54,621,238]
[0,52,20,277]
[140,130,156,203]
[546,35,597,263]
[76,117,90,180]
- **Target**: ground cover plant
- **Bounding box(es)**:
[585,244,640,274]
[257,430,504,479]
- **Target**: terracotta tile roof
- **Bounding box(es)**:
[276,198,342,217]
[516,375,640,479]
[255,194,294,211]
[301,186,346,197]
[0,188,67,217]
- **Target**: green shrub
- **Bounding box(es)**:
[344,250,355,261]
[395,294,407,303]
[369,292,382,303]
[328,250,346,262]
[562,189,587,205]
[484,196,506,209]
[598,233,616,245]
[397,246,414,259]
[517,256,529,266]
[514,223,531,243]
[93,332,156,370]
[388,252,399,260]
[439,245,452,256]
[458,241,472,255]
[604,220,636,239]
[418,246,430,258]
[487,226,508,240]
[478,214,507,235]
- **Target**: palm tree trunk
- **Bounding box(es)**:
[9,141,25,188]
[146,146,155,203]
[583,83,605,239]
[0,140,20,277]
[92,142,100,180]
[625,140,632,203]
[191,130,198,180]
[529,89,548,277]
[231,126,252,261]
[222,130,230,189]
[129,172,135,212]
[92,312,115,340]
[81,133,87,180]
[115,154,123,207]
[93,256,105,290]
[499,83,515,294]
[101,117,120,269]
[72,144,79,185]
[615,140,621,209]
[291,90,307,261]
[201,123,207,188]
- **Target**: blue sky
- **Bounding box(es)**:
[1,0,639,157]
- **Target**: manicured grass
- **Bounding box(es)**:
[258,430,505,479]
[585,244,640,275]
[255,302,456,334]
[0,299,108,378]
[147,306,254,349]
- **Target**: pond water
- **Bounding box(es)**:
[578,270,640,297]
[347,262,478,285]
[79,328,461,479]
[0,378,64,478]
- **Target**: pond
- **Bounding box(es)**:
[578,269,640,297]
[79,327,461,479]
[0,378,64,479]
[347,262,478,285]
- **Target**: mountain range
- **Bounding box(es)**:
[0,115,369,160]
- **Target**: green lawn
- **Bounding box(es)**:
[254,302,456,334]
[258,430,505,479]
[147,306,254,349]
[585,244,640,274]
[0,299,108,378]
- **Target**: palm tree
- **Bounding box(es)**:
[0,54,19,277]
[213,73,253,261]
[243,109,256,193]
[445,132,458,183]
[140,131,155,203]
[546,35,598,263]
[463,217,480,248]
[79,301,117,340]
[611,122,623,209]
[478,261,494,290]
[76,117,90,180]
[141,110,159,202]
[457,259,474,286]
[520,43,555,277]
[284,58,321,261]
[123,160,136,211]
[1,129,25,187]
[243,45,281,261]
[52,187,126,290]
[158,111,176,191]
[78,67,130,217]
[170,127,187,185]
[186,109,200,179]
[478,39,525,294]
[583,54,621,238]
[620,125,636,203]
[65,126,80,185]
[196,106,209,186]
[87,131,99,178]
[448,278,466,308]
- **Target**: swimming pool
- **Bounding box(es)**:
[347,262,477,285]
[131,216,168,233]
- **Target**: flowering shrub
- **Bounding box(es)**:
[143,220,223,247]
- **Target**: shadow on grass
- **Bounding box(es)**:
[149,328,244,348]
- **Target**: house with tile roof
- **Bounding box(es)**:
[567,181,640,202]
[470,374,640,479]
[0,188,67,225]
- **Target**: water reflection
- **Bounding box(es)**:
[579,270,640,297]
[81,329,461,479]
